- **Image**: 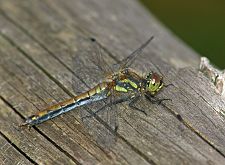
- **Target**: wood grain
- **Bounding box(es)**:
[0,0,225,164]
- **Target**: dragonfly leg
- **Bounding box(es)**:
[19,123,32,131]
[164,83,174,88]
[128,95,147,116]
[145,94,171,105]
[82,97,129,120]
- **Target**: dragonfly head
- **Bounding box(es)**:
[145,72,163,96]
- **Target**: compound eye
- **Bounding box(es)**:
[151,78,156,86]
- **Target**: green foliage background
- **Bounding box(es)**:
[140,0,225,68]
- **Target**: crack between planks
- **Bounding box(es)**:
[52,116,111,162]
[172,81,225,142]
[31,126,81,165]
[0,67,86,164]
[116,133,157,165]
[179,76,225,138]
[140,110,210,161]
[181,78,224,126]
[0,95,81,165]
[161,103,225,159]
[139,114,193,159]
[0,32,74,98]
[181,69,225,118]
[122,91,214,161]
[0,64,52,115]
[0,62,84,164]
[0,96,38,165]
[123,107,200,161]
[61,119,114,162]
[182,90,225,140]
[0,131,37,165]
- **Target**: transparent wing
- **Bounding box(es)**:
[80,92,118,149]
[116,36,154,70]
[71,36,118,148]
[71,37,113,94]
[88,38,113,75]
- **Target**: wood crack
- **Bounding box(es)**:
[162,103,225,159]
[0,96,38,165]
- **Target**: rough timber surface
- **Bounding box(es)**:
[0,0,225,165]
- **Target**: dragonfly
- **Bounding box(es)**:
[20,36,170,147]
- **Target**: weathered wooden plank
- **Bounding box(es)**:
[0,0,225,165]
[0,40,81,165]
[0,24,149,164]
[167,68,225,153]
[0,99,78,165]
[0,129,32,165]
[44,0,200,68]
